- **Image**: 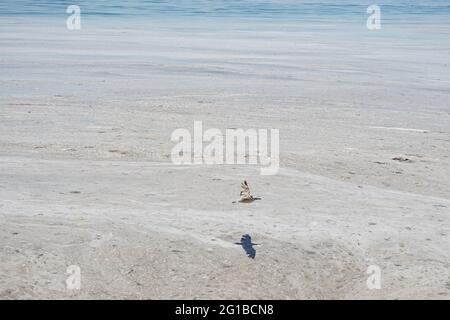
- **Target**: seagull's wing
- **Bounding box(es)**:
[240,180,253,201]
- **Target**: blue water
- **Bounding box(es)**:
[0,0,449,20]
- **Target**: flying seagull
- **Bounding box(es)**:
[233,180,261,203]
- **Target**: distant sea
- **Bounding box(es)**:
[1,0,449,22]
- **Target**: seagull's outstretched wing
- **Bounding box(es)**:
[240,180,253,201]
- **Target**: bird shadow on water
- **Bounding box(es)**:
[234,234,259,259]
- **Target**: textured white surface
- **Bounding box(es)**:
[0,17,449,299]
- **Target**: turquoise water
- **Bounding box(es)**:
[1,0,449,20]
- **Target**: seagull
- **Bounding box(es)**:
[233,180,261,203]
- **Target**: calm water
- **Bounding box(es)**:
[0,0,449,20]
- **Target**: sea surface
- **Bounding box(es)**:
[0,0,449,21]
[1,0,449,106]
